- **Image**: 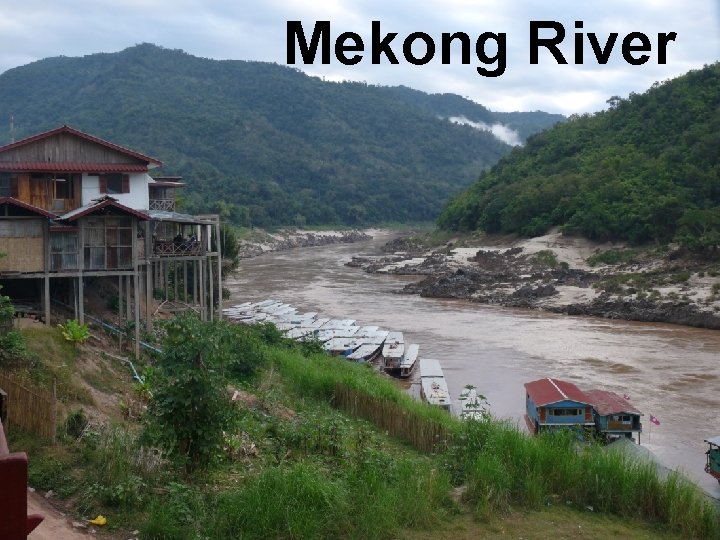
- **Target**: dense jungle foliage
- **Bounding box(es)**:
[0,43,562,226]
[438,63,720,249]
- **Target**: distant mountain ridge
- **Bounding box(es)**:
[0,43,563,226]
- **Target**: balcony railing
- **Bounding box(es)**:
[153,240,204,257]
[149,198,176,211]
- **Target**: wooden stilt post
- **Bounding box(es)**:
[183,261,188,302]
[193,260,198,308]
[134,271,140,358]
[146,264,153,333]
[44,275,50,325]
[209,256,214,321]
[216,221,222,321]
[78,276,84,325]
[173,262,178,304]
[118,275,124,317]
[125,275,131,321]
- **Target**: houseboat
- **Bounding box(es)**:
[419,358,451,412]
[524,378,595,436]
[584,389,643,443]
[705,436,720,485]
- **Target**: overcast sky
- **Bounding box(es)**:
[0,0,717,115]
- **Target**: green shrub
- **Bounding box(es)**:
[58,319,90,344]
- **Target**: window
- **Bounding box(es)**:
[100,174,130,195]
[83,216,133,269]
[50,231,79,270]
[53,176,74,200]
[550,408,581,417]
[0,173,18,197]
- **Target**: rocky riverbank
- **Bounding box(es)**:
[347,229,720,330]
[238,229,372,258]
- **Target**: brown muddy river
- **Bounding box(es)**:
[225,231,720,496]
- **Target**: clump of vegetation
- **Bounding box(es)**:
[0,288,27,365]
[587,248,640,267]
[58,319,90,344]
[531,249,561,268]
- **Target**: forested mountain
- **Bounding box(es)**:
[438,63,720,248]
[0,44,562,226]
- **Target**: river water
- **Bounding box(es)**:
[225,231,720,496]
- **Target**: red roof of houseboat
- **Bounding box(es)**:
[584,389,641,416]
[524,378,592,406]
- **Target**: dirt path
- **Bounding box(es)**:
[27,490,88,539]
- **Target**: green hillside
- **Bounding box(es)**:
[0,43,562,226]
[438,63,720,248]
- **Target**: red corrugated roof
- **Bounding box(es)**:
[584,389,641,416]
[0,197,58,218]
[524,378,592,407]
[0,162,149,173]
[59,196,149,222]
[0,125,162,167]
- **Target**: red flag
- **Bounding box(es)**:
[650,415,660,426]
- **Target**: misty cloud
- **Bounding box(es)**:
[448,115,523,146]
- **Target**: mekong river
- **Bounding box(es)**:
[225,231,720,497]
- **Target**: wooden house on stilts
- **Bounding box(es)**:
[0,125,222,357]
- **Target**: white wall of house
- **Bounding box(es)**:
[81,172,151,210]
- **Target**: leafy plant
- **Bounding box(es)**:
[58,319,90,344]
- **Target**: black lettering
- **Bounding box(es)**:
[657,32,677,64]
[287,21,330,64]
[622,32,651,65]
[574,21,583,64]
[588,32,618,64]
[403,32,435,65]
[372,20,399,64]
[476,32,506,77]
[530,21,567,64]
[335,32,364,65]
[441,32,471,64]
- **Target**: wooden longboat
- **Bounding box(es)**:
[382,331,405,371]
[398,344,419,378]
[419,358,451,412]
[705,436,720,485]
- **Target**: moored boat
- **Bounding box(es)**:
[382,332,405,372]
[705,436,720,485]
[399,343,419,378]
[419,358,451,412]
[458,385,486,420]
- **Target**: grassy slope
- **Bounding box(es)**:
[6,324,716,539]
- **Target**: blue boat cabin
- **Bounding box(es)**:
[524,378,595,436]
[584,389,642,443]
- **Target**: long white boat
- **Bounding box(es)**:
[419,358,451,412]
[399,343,419,378]
[382,331,405,371]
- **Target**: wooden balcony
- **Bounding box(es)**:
[153,240,204,257]
[149,198,176,211]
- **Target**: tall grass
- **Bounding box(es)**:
[453,420,720,539]
[270,345,720,538]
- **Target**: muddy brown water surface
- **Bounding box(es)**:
[225,231,720,496]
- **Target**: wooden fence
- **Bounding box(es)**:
[333,383,450,453]
[0,374,56,443]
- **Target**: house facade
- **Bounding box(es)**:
[0,125,221,356]
[584,389,643,443]
[524,378,595,435]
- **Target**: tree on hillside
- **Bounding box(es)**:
[144,315,237,474]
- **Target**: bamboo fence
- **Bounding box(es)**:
[0,373,56,443]
[333,382,450,453]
